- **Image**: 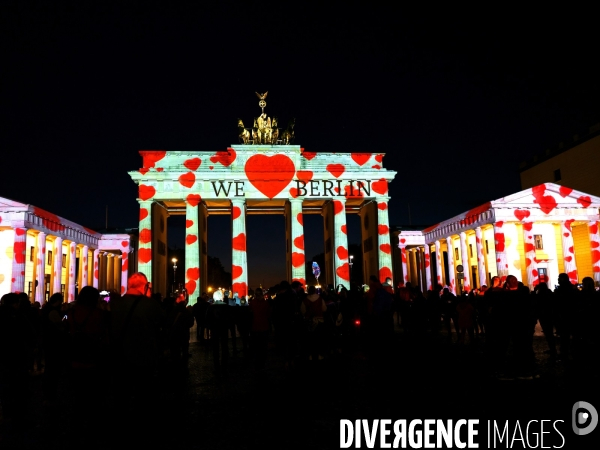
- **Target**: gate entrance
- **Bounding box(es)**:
[129,95,396,302]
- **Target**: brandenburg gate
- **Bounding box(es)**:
[129,93,396,301]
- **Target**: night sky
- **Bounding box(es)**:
[3,4,600,288]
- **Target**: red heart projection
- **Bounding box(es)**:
[578,195,592,208]
[14,241,26,264]
[344,183,364,199]
[524,243,535,253]
[568,246,574,253]
[564,219,575,231]
[559,186,573,198]
[185,280,197,295]
[380,244,391,254]
[495,233,505,252]
[372,179,388,195]
[591,222,599,234]
[186,220,194,228]
[292,252,305,268]
[186,235,197,245]
[156,168,164,172]
[375,154,384,163]
[568,270,578,281]
[326,164,345,178]
[336,246,348,260]
[139,185,156,201]
[139,168,149,175]
[379,267,392,283]
[523,222,533,232]
[232,206,241,220]
[564,256,573,263]
[138,248,152,264]
[245,154,296,199]
[301,151,316,160]
[210,148,236,167]
[186,194,201,207]
[140,208,149,221]
[372,165,381,170]
[400,238,406,244]
[141,151,166,168]
[121,258,128,272]
[293,235,304,250]
[563,232,570,238]
[232,282,247,297]
[232,265,243,280]
[187,267,200,281]
[592,250,600,264]
[341,225,347,234]
[336,263,350,281]
[179,172,196,189]
[209,166,214,170]
[289,188,300,198]
[15,228,26,236]
[591,241,600,249]
[531,184,557,214]
[514,210,530,221]
[377,202,387,210]
[351,153,371,166]
[184,158,202,171]
[121,241,128,247]
[333,200,344,215]
[297,213,303,226]
[378,225,389,235]
[139,229,152,244]
[296,170,313,182]
[232,233,246,251]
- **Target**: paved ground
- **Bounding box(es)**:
[1,322,598,449]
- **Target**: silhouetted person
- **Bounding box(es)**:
[193,293,210,343]
[441,288,458,342]
[41,293,67,406]
[553,273,579,360]
[533,281,557,357]
[250,288,272,370]
[205,289,230,378]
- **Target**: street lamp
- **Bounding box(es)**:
[349,255,354,281]
[171,257,178,293]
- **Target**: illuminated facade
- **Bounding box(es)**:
[0,196,136,302]
[129,147,397,302]
[392,183,600,294]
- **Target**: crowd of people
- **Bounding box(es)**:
[1,270,598,442]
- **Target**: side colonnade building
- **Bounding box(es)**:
[391,183,600,294]
[0,196,137,302]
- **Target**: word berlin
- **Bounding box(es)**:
[210,180,373,197]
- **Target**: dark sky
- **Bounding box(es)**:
[2,3,600,287]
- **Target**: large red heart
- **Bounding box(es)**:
[186,234,197,245]
[293,235,304,250]
[351,153,371,166]
[232,233,246,251]
[179,172,196,189]
[232,206,241,220]
[377,202,387,210]
[139,208,149,221]
[141,151,166,168]
[210,148,236,167]
[380,244,391,254]
[336,263,349,281]
[378,225,389,235]
[187,267,200,281]
[336,246,348,260]
[138,248,152,264]
[186,219,194,228]
[232,265,243,280]
[245,154,296,199]
[559,186,573,198]
[13,241,26,264]
[186,194,201,207]
[514,209,530,221]
[184,157,202,171]
[292,252,305,268]
[185,280,197,296]
[15,228,26,236]
[232,282,247,297]
[139,229,152,244]
[372,179,388,195]
[139,185,156,201]
[327,164,345,178]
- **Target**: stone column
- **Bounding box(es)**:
[93,249,100,288]
[332,198,350,289]
[10,227,28,294]
[561,220,578,284]
[290,198,306,285]
[35,232,46,304]
[68,241,76,302]
[107,254,114,292]
[121,251,129,296]
[446,236,456,294]
[522,222,539,289]
[435,240,443,287]
[52,238,63,294]
[376,197,393,284]
[493,221,508,284]
[459,231,471,292]
[115,255,121,294]
[231,198,248,298]
[138,200,153,281]
[475,227,487,288]
[80,245,89,288]
[185,199,201,301]
[423,244,432,291]
[399,241,409,284]
[588,221,600,286]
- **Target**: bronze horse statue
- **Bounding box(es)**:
[280,118,295,144]
[238,119,250,144]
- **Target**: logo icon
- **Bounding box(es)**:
[572,401,598,436]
